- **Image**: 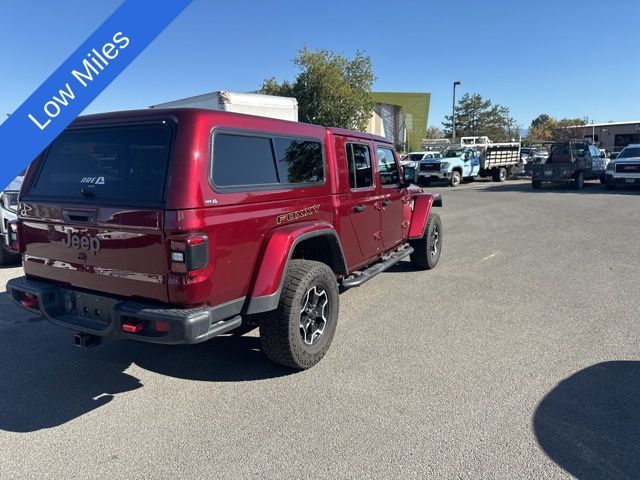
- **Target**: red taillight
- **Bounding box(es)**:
[170,234,208,276]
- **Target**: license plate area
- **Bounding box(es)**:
[625,178,636,184]
[64,290,117,325]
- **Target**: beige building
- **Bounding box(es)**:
[571,120,640,154]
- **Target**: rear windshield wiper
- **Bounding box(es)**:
[80,188,95,198]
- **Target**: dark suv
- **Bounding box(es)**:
[8,108,442,369]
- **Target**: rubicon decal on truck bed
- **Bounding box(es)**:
[276,205,320,225]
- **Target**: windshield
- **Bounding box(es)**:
[29,123,173,205]
[618,147,640,159]
[441,148,465,158]
[408,153,425,161]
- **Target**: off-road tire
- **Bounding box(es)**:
[409,213,442,270]
[450,171,461,187]
[574,171,585,190]
[605,182,616,190]
[532,179,542,189]
[259,260,339,369]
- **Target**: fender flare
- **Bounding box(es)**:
[245,221,347,315]
[408,193,442,240]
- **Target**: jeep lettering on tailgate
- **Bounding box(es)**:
[62,230,101,255]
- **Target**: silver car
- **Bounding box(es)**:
[605,144,640,190]
[0,170,25,265]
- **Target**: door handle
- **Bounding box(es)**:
[381,199,391,207]
[353,205,367,213]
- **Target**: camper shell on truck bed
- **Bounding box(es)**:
[8,108,443,369]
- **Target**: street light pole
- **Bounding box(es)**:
[452,81,462,140]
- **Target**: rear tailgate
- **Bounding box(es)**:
[20,204,168,302]
[19,121,173,303]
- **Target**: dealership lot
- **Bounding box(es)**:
[0,180,638,479]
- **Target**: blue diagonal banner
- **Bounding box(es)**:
[0,0,193,190]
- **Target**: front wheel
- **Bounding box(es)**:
[409,213,442,270]
[532,179,542,189]
[574,171,585,190]
[605,182,616,190]
[259,260,339,369]
[449,171,461,187]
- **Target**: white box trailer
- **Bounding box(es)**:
[150,91,298,122]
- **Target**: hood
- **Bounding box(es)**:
[4,175,24,192]
[613,156,640,163]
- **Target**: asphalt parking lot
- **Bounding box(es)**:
[1,179,638,479]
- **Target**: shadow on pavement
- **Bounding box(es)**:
[533,361,640,479]
[0,292,292,433]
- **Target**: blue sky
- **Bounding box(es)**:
[1,0,638,131]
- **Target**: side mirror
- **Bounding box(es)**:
[401,165,415,186]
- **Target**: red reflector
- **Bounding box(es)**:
[155,321,170,333]
[122,323,143,333]
[18,292,38,308]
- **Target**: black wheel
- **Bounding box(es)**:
[450,171,461,187]
[493,167,507,182]
[574,171,584,190]
[599,175,606,184]
[0,245,19,266]
[605,182,616,190]
[532,180,542,189]
[259,260,339,369]
[409,213,442,270]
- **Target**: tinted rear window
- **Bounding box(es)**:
[213,133,278,187]
[212,132,324,188]
[30,123,172,204]
[273,138,323,184]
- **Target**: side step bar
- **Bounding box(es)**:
[342,246,414,289]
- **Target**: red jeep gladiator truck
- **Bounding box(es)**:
[7,108,442,369]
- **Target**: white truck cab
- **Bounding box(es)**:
[605,144,640,189]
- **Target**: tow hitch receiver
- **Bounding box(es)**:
[73,333,102,348]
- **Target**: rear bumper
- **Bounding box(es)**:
[7,276,242,344]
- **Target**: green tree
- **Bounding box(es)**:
[261,47,376,131]
[442,93,518,141]
[527,114,588,142]
[528,114,556,142]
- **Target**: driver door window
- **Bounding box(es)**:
[376,147,400,186]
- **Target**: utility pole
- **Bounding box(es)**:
[452,81,462,140]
